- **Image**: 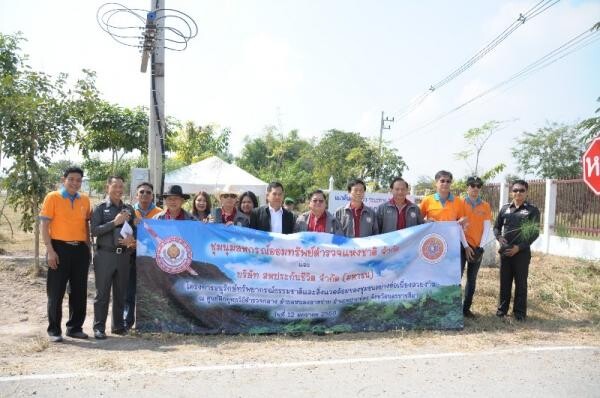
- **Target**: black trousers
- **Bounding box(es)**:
[123,254,136,329]
[47,240,90,336]
[498,249,531,318]
[93,250,131,332]
[461,249,482,312]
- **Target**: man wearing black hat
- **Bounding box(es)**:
[153,185,196,220]
[91,176,137,339]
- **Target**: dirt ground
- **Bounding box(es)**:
[0,253,598,379]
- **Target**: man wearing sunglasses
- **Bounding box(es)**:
[494,179,540,321]
[294,189,343,235]
[123,182,162,330]
[461,176,492,318]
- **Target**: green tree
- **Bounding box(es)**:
[72,70,149,172]
[168,121,231,164]
[455,120,506,176]
[82,156,147,194]
[512,122,586,179]
[0,33,79,271]
[236,127,315,201]
[579,96,600,145]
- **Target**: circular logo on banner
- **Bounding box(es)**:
[419,233,447,264]
[155,236,193,274]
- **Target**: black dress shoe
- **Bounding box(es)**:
[66,331,88,339]
[111,328,127,336]
[94,330,107,340]
[496,310,506,317]
[463,309,477,319]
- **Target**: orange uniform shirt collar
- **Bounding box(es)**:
[434,192,454,205]
[60,187,80,200]
[465,196,482,208]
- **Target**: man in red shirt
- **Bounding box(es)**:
[294,190,342,235]
[377,177,424,233]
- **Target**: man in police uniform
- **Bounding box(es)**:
[494,179,540,321]
[91,176,136,339]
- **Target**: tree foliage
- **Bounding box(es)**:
[73,71,148,170]
[236,128,315,201]
[0,32,81,271]
[512,122,586,179]
[0,33,77,233]
[579,96,600,145]
[236,128,408,201]
[168,121,232,164]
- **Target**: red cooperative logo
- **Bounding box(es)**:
[155,236,195,274]
[419,233,447,264]
[583,136,600,195]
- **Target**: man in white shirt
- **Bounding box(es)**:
[250,182,295,234]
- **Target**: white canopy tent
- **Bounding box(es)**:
[164,156,268,204]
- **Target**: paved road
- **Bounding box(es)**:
[1,346,598,397]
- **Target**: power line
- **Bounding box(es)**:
[395,0,561,120]
[398,24,600,140]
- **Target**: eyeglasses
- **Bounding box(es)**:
[138,190,153,195]
[469,184,482,189]
[311,199,325,203]
[438,179,452,184]
[512,188,526,193]
[221,194,237,199]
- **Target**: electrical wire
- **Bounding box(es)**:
[398,25,600,140]
[395,0,561,120]
[96,2,198,52]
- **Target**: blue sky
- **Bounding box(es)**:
[1,0,598,184]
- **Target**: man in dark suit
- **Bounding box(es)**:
[250,181,295,234]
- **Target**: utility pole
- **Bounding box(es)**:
[147,0,165,197]
[377,111,394,187]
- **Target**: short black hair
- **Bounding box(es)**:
[511,179,529,190]
[63,166,84,178]
[106,175,125,185]
[308,189,326,201]
[466,176,483,185]
[267,181,284,193]
[136,181,154,191]
[389,177,409,189]
[347,178,366,192]
[434,170,453,181]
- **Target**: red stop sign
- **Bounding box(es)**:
[583,136,600,195]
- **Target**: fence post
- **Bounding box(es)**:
[499,181,508,210]
[543,179,557,254]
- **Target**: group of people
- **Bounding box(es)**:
[39,166,539,342]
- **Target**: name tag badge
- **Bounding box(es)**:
[410,212,416,218]
[520,210,529,215]
[366,216,372,223]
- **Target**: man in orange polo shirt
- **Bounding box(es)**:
[461,176,492,318]
[39,166,91,342]
[419,170,469,285]
[124,182,162,330]
[419,170,466,223]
